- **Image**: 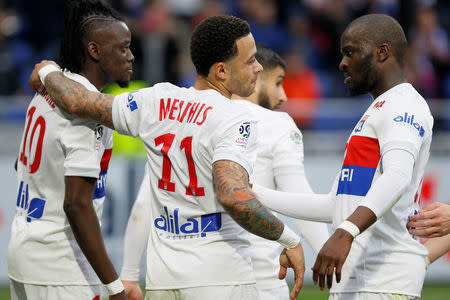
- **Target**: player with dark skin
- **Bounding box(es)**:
[28,16,304,300]
[311,14,409,291]
[42,1,133,299]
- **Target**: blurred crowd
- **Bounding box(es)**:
[0,0,449,129]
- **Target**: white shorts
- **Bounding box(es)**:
[329,292,420,300]
[257,284,289,300]
[145,284,259,300]
[10,279,103,300]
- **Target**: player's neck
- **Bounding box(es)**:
[193,75,232,98]
[370,67,406,99]
[80,66,107,91]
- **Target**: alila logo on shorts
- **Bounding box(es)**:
[154,206,222,239]
[16,181,46,222]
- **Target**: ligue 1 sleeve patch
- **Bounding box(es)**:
[235,121,251,149]
[290,130,303,145]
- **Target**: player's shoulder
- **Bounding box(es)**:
[63,70,99,92]
[375,83,431,114]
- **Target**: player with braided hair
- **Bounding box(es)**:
[8,0,133,299]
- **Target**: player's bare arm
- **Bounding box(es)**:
[64,176,125,297]
[30,60,115,129]
[213,160,284,239]
[312,206,376,290]
[213,159,304,300]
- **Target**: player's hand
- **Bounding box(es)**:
[29,60,60,92]
[109,290,128,300]
[122,280,143,300]
[312,229,353,291]
[407,202,450,238]
[279,243,305,300]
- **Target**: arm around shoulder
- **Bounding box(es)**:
[30,60,116,128]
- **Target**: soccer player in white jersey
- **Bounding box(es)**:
[233,44,329,299]
[28,15,305,300]
[119,44,330,300]
[7,1,134,299]
[252,14,434,300]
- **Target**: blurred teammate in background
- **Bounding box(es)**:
[8,0,133,299]
[119,44,329,300]
[253,14,434,300]
[28,15,305,300]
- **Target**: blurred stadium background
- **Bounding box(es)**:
[0,0,449,298]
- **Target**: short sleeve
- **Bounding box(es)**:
[61,121,101,178]
[272,116,305,178]
[377,106,430,160]
[212,113,258,177]
[112,87,155,137]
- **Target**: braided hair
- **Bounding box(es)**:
[59,0,123,73]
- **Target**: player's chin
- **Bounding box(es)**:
[116,79,131,88]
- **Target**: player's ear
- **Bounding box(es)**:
[376,44,389,63]
[87,41,101,62]
[213,62,228,81]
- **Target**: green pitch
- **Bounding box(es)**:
[0,284,448,299]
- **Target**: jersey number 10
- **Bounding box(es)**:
[20,106,46,173]
[155,133,205,196]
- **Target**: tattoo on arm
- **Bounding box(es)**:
[213,160,284,240]
[45,72,115,129]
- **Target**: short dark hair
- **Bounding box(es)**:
[190,15,250,77]
[255,44,286,71]
[345,14,407,67]
[59,0,124,73]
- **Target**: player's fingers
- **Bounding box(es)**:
[326,266,334,290]
[335,260,344,283]
[291,271,303,300]
[409,210,438,221]
[317,261,328,291]
[279,265,287,280]
[409,226,439,237]
[311,257,322,285]
[407,218,438,228]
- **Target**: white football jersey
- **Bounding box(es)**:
[331,83,433,296]
[233,101,309,290]
[112,83,259,289]
[8,71,113,285]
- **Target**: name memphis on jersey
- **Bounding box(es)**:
[154,206,222,239]
[159,97,213,125]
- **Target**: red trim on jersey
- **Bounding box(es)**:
[343,135,380,168]
[100,148,112,171]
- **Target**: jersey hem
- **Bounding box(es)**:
[8,274,101,286]
[145,279,256,290]
[330,287,421,297]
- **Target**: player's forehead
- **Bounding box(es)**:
[340,25,366,51]
[94,20,131,43]
[262,65,285,82]
[235,33,257,61]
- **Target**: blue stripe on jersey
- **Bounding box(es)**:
[337,165,377,196]
[93,170,107,199]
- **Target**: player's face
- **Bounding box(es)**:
[98,21,134,88]
[339,29,379,96]
[257,66,287,110]
[227,33,263,97]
